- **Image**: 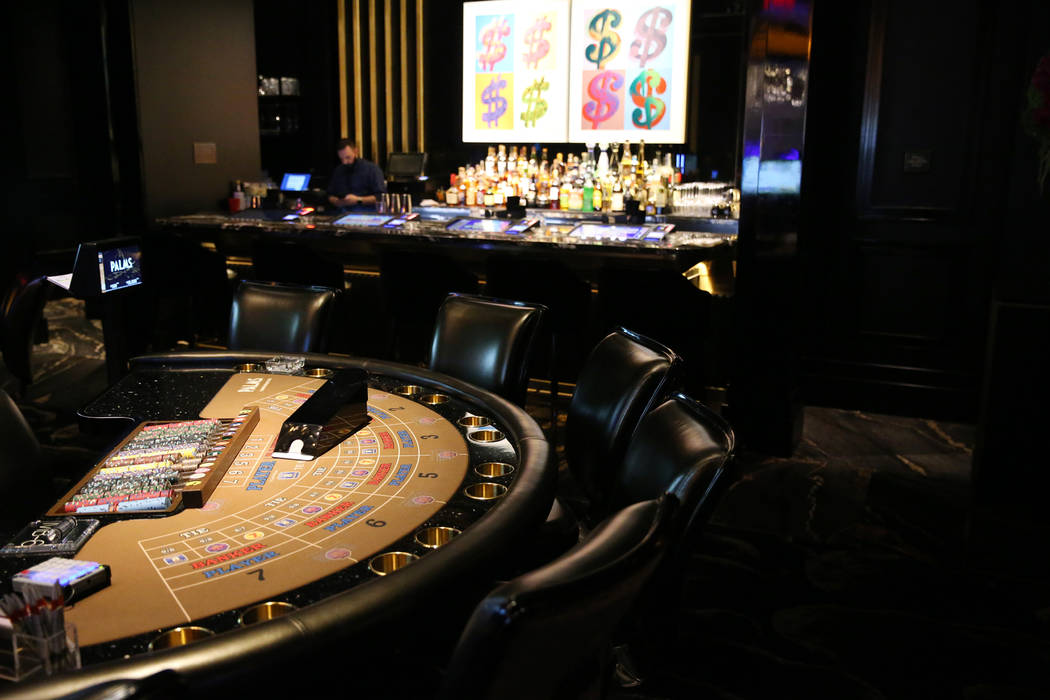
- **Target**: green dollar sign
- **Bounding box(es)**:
[586,9,621,71]
[520,78,550,128]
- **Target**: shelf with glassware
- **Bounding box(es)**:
[430,142,740,221]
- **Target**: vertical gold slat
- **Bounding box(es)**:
[368,0,379,162]
[384,0,394,159]
[352,0,364,150]
[338,0,348,138]
[416,0,424,153]
[400,0,409,151]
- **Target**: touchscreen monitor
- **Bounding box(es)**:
[570,224,649,241]
[333,213,393,227]
[446,218,512,234]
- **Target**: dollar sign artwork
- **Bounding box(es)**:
[481,74,508,128]
[585,9,622,71]
[478,18,510,71]
[522,16,551,69]
[629,69,667,129]
[520,78,549,128]
[583,70,623,130]
[630,7,672,68]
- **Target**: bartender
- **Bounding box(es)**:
[327,139,387,211]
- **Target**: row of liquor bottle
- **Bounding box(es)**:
[435,142,737,218]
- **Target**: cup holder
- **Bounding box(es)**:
[415,526,461,549]
[463,482,508,501]
[148,626,214,652]
[474,462,514,478]
[368,551,418,575]
[468,429,505,444]
[237,601,297,627]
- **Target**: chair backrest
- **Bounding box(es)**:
[566,327,683,509]
[1,275,49,389]
[608,392,736,541]
[428,293,547,406]
[440,497,674,700]
[0,390,49,531]
[228,281,339,354]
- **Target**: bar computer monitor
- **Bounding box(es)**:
[386,152,427,180]
[280,173,311,191]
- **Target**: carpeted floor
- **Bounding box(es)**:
[602,410,1050,700]
[7,302,1050,699]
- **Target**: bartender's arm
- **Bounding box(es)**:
[328,193,376,207]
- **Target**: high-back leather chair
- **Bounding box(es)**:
[0,390,52,532]
[1,275,49,394]
[227,281,339,354]
[608,392,736,540]
[440,497,674,700]
[428,293,547,407]
[566,327,683,512]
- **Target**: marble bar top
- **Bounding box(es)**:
[155,207,737,256]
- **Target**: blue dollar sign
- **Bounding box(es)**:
[583,70,623,130]
[629,69,667,129]
[630,7,672,68]
[481,75,508,128]
[585,9,622,70]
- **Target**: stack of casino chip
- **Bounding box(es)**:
[65,419,225,514]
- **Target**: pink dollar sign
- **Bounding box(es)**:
[479,18,510,71]
[630,7,672,68]
[523,16,551,69]
[583,70,623,130]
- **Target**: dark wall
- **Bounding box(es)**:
[132,0,261,219]
[4,0,140,285]
[798,0,1019,422]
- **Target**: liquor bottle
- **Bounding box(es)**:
[611,176,624,212]
[582,175,594,212]
[497,144,507,176]
[485,146,496,177]
[549,172,561,209]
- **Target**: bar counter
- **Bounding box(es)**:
[155,206,737,285]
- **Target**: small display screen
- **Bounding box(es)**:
[446,218,512,233]
[280,173,311,191]
[333,213,393,227]
[570,224,649,241]
[97,245,143,293]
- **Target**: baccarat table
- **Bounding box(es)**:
[0,351,553,698]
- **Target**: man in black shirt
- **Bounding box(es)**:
[327,139,387,211]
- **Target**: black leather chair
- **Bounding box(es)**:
[509,328,683,575]
[440,497,674,700]
[227,280,339,354]
[566,327,684,514]
[428,293,547,407]
[0,391,98,535]
[1,274,50,395]
[607,392,736,539]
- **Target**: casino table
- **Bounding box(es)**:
[1,352,553,698]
